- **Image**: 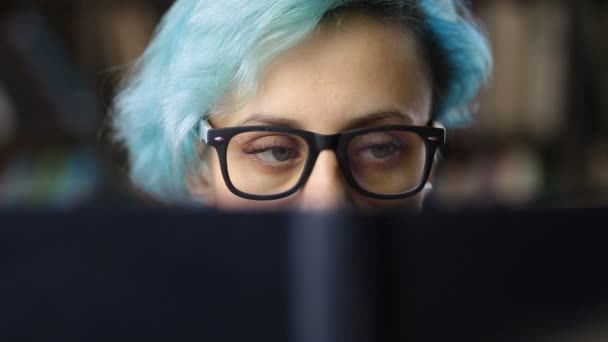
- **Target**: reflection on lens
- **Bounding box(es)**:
[347,130,426,194]
[227,132,309,195]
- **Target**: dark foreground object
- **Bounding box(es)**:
[1,207,608,341]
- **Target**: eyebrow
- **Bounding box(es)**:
[237,114,301,128]
[237,109,415,130]
[343,110,415,130]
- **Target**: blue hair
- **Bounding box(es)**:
[112,0,492,203]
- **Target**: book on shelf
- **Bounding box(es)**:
[78,1,158,83]
[0,8,101,142]
[476,0,569,143]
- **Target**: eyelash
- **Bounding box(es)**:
[242,141,298,155]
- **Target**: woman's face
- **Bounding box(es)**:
[191,13,434,212]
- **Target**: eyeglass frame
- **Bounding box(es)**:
[199,119,445,201]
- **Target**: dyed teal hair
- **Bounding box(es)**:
[112,0,492,203]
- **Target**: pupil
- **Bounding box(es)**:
[272,147,291,161]
[371,145,395,158]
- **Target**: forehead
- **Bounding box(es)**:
[214,11,432,132]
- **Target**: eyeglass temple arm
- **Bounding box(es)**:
[427,119,447,144]
[426,119,446,128]
[199,119,212,144]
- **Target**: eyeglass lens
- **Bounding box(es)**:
[346,130,426,195]
[225,130,426,196]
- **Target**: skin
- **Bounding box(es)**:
[189,11,434,212]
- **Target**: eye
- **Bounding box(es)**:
[255,147,297,163]
[366,144,401,159]
[240,134,304,166]
[355,143,404,162]
[349,132,408,163]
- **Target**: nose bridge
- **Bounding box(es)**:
[298,149,348,211]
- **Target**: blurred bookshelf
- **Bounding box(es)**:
[0,0,606,208]
[0,0,171,207]
[437,0,608,209]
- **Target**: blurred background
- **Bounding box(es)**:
[0,0,606,209]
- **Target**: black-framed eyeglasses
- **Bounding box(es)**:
[200,120,445,201]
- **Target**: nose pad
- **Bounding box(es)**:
[297,150,348,211]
